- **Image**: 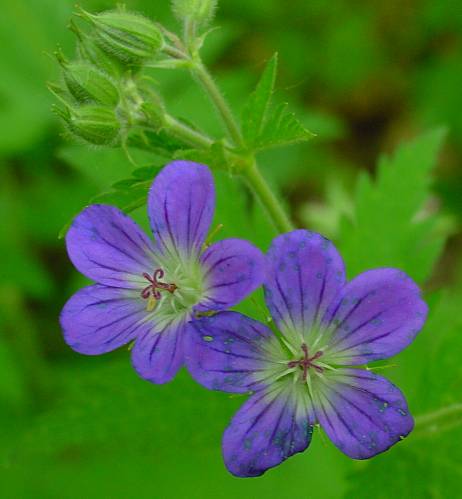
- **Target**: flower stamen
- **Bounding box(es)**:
[141,268,178,302]
[287,343,324,381]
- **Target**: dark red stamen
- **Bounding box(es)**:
[141,268,177,300]
[288,343,324,380]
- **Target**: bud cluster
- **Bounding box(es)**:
[50,6,167,146]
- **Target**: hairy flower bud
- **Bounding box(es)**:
[172,0,218,25]
[62,62,119,106]
[56,104,121,145]
[79,9,164,67]
[70,20,123,77]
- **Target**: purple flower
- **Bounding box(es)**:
[186,230,427,477]
[60,161,265,384]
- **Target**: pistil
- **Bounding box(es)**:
[287,343,324,381]
[141,268,178,303]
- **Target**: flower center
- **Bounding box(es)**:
[139,260,206,327]
[141,268,178,301]
[287,343,324,381]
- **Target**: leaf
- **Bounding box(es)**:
[241,54,314,151]
[242,53,278,145]
[255,102,315,151]
[131,165,159,180]
[128,129,188,158]
[58,169,160,239]
[337,129,449,283]
[173,141,230,171]
[90,184,151,211]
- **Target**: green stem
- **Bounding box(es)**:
[173,43,294,232]
[191,61,244,147]
[164,114,214,149]
[242,161,294,233]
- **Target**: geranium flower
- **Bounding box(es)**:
[60,161,265,384]
[186,230,427,477]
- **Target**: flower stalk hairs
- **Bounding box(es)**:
[60,161,265,384]
[186,230,427,477]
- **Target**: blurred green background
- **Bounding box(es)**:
[1,1,462,497]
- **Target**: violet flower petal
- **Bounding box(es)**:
[66,204,156,288]
[222,385,315,477]
[322,269,428,365]
[197,239,266,312]
[60,285,149,354]
[314,368,414,459]
[131,321,185,384]
[264,230,345,343]
[185,312,275,393]
[148,161,215,258]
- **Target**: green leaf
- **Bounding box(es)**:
[90,184,151,212]
[338,129,449,283]
[173,141,229,171]
[241,54,314,151]
[242,53,278,145]
[131,165,159,180]
[255,102,315,151]
[128,129,187,158]
[58,169,160,239]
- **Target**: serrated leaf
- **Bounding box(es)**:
[90,184,150,211]
[338,129,448,283]
[255,102,315,151]
[174,141,229,171]
[131,165,159,180]
[58,167,159,239]
[128,129,187,157]
[242,53,278,145]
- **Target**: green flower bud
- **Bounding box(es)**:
[172,0,218,25]
[70,20,123,77]
[56,104,121,146]
[62,62,119,106]
[79,9,164,67]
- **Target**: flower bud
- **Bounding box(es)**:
[79,9,164,67]
[172,0,218,25]
[70,20,123,77]
[62,62,120,106]
[56,104,121,146]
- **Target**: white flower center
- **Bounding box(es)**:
[141,255,206,330]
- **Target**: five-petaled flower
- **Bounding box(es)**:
[60,161,265,384]
[186,230,427,477]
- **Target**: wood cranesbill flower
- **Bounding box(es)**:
[185,230,427,477]
[60,161,265,384]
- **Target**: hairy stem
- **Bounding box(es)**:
[242,161,294,233]
[191,61,244,147]
[164,114,214,149]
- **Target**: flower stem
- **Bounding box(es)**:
[164,114,214,149]
[243,161,294,233]
[191,61,244,147]
[169,40,294,232]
